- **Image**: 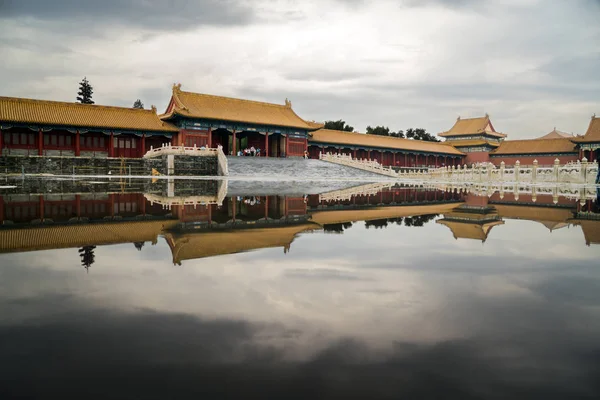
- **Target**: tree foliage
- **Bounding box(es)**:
[133,99,144,109]
[405,128,440,142]
[78,245,96,272]
[366,125,404,138]
[76,77,94,104]
[324,120,354,132]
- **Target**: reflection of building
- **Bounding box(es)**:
[437,194,504,243]
[0,186,599,265]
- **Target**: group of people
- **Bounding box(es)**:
[236,146,261,157]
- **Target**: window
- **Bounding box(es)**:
[44,135,50,145]
[51,135,57,146]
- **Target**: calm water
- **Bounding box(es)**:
[1,176,600,399]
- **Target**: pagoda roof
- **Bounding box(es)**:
[570,219,600,246]
[164,223,318,264]
[436,219,504,242]
[310,129,465,156]
[572,116,600,143]
[160,84,315,130]
[439,115,507,138]
[491,137,577,155]
[537,128,574,140]
[444,139,501,148]
[0,96,178,133]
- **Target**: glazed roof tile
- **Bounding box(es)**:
[439,115,507,138]
[0,96,178,132]
[161,84,314,130]
[491,137,577,155]
[310,129,465,156]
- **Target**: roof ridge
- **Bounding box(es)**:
[0,96,156,114]
[178,90,289,109]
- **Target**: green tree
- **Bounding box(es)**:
[78,245,96,272]
[76,77,94,104]
[324,120,354,132]
[133,99,144,109]
[366,126,405,138]
[405,128,440,142]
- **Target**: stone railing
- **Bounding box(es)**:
[144,143,218,158]
[318,182,395,202]
[319,152,401,178]
[427,182,599,205]
[144,144,229,176]
[428,158,599,184]
[321,152,599,185]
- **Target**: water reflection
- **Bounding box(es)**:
[1,179,600,398]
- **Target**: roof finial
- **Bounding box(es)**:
[485,112,489,118]
[457,115,461,121]
[151,105,157,113]
[285,98,292,108]
[593,113,597,119]
[173,83,182,91]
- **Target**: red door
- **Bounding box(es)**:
[114,136,138,158]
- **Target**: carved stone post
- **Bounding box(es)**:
[581,157,588,183]
[553,158,560,182]
[500,161,505,182]
[532,159,538,183]
[515,160,520,183]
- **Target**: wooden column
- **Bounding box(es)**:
[0,194,4,224]
[75,130,81,156]
[353,149,357,159]
[0,128,3,156]
[108,132,114,157]
[285,135,289,158]
[208,127,212,149]
[393,152,396,166]
[38,128,43,156]
[368,150,371,160]
[141,134,146,157]
[232,130,237,155]
[404,153,407,167]
[265,133,269,158]
[264,196,269,219]
[232,198,236,222]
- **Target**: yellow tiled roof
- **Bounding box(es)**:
[0,220,178,254]
[309,129,465,156]
[161,84,315,130]
[491,138,577,155]
[445,139,500,148]
[164,223,319,264]
[570,219,600,246]
[436,219,504,242]
[439,115,507,138]
[0,96,178,132]
[537,128,574,140]
[573,116,600,143]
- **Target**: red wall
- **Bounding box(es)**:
[464,151,490,165]
[490,154,578,167]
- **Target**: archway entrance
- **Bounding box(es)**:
[212,128,230,155]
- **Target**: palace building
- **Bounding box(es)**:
[0,96,177,158]
[307,128,465,168]
[159,84,316,157]
[438,114,507,164]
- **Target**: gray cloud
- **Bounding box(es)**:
[0,0,256,30]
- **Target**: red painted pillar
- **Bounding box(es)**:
[264,196,269,219]
[0,195,4,224]
[368,150,371,160]
[108,133,114,157]
[75,130,81,156]
[232,130,237,155]
[0,128,3,156]
[393,152,396,166]
[404,154,407,167]
[141,134,146,157]
[38,128,43,156]
[208,127,212,149]
[353,149,357,159]
[232,198,236,222]
[265,133,269,158]
[285,135,289,158]
[76,195,81,218]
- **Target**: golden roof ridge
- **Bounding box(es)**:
[0,95,161,114]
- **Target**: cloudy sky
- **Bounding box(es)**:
[0,0,599,139]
